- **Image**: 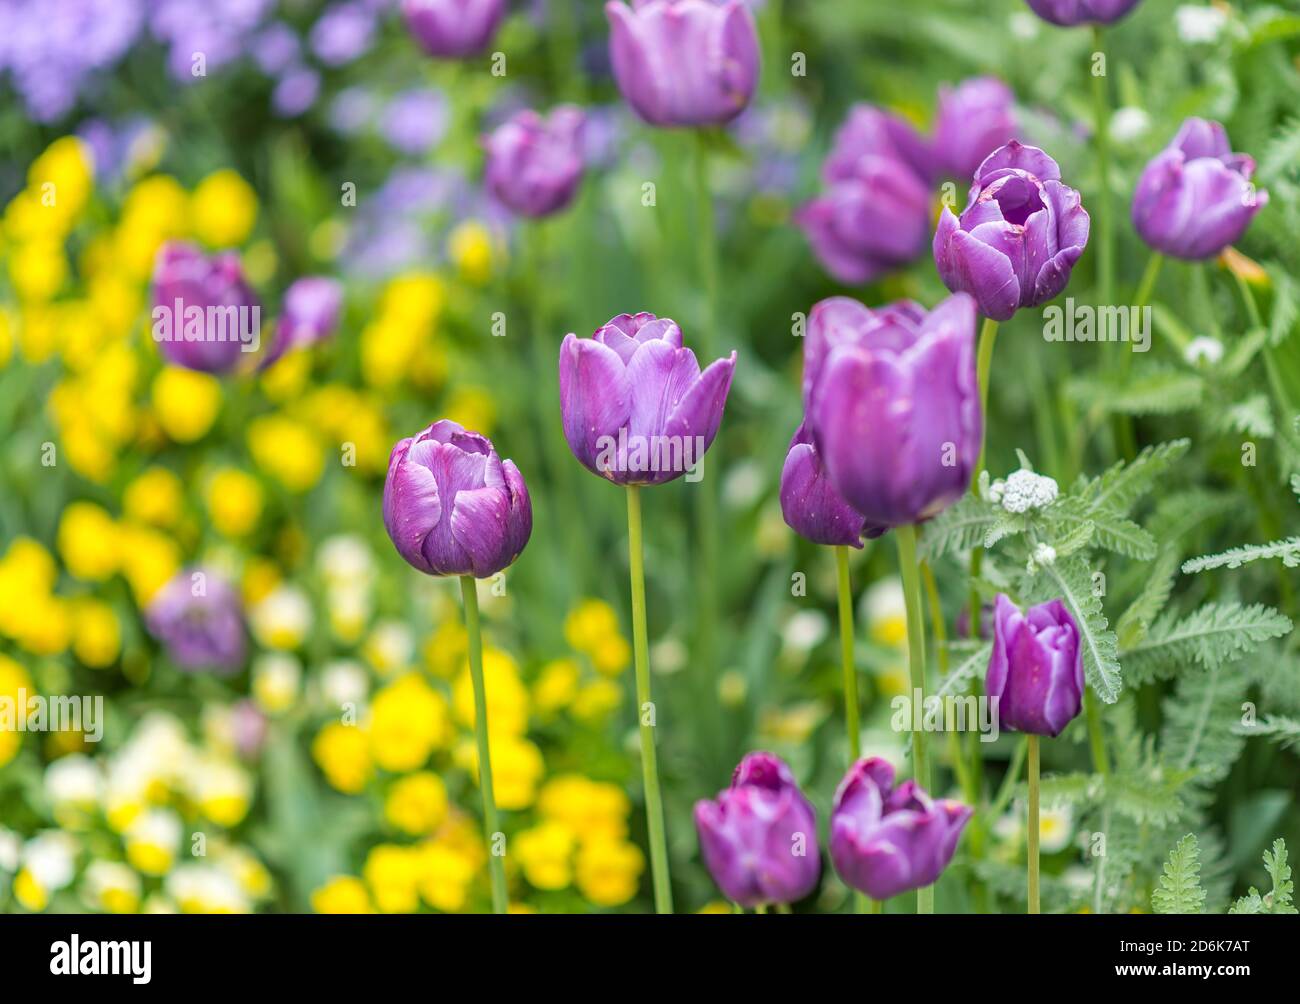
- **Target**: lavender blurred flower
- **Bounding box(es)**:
[484,106,587,218]
[605,0,760,127]
[151,241,261,374]
[273,67,321,118]
[986,593,1084,737]
[934,77,1020,181]
[150,0,274,83]
[261,277,344,368]
[402,0,507,59]
[382,89,450,156]
[829,757,972,900]
[933,141,1090,321]
[310,2,377,66]
[250,22,300,75]
[383,420,532,578]
[146,568,247,674]
[694,752,821,907]
[1024,0,1143,27]
[1131,118,1267,260]
[558,313,736,486]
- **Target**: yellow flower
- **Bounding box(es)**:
[461,735,543,811]
[363,844,423,914]
[191,169,257,247]
[571,679,622,723]
[515,822,576,890]
[17,594,71,655]
[125,809,181,876]
[422,619,466,678]
[379,272,444,327]
[123,467,184,528]
[115,522,181,605]
[241,557,281,606]
[384,772,449,836]
[369,674,451,773]
[359,314,423,390]
[190,758,252,828]
[697,900,732,914]
[26,136,93,230]
[418,843,476,912]
[8,239,68,302]
[312,722,372,794]
[84,861,142,914]
[591,635,631,676]
[205,467,263,537]
[71,599,121,668]
[252,654,301,714]
[448,220,499,284]
[56,501,119,582]
[532,658,580,714]
[576,838,644,907]
[453,648,528,736]
[247,414,325,492]
[442,385,496,437]
[153,367,222,443]
[564,598,621,654]
[537,775,630,843]
[13,869,49,911]
[0,654,33,768]
[312,876,373,914]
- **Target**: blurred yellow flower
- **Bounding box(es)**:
[453,648,528,736]
[533,658,580,715]
[369,674,451,773]
[459,734,543,811]
[312,721,372,794]
[591,635,631,676]
[26,136,93,230]
[71,598,121,668]
[153,367,222,443]
[380,272,444,327]
[125,808,181,876]
[442,385,497,437]
[384,772,449,836]
[312,876,373,914]
[575,838,644,907]
[9,239,68,303]
[363,844,422,913]
[0,654,34,768]
[248,414,325,492]
[448,220,499,284]
[123,467,184,528]
[418,843,475,912]
[84,861,142,914]
[515,822,576,890]
[537,775,630,843]
[205,467,263,537]
[422,619,467,678]
[564,598,621,653]
[115,522,181,605]
[190,757,252,827]
[191,169,257,247]
[56,502,119,581]
[571,679,622,722]
[252,653,301,714]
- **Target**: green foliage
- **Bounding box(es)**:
[1230,840,1297,915]
[1181,537,1300,573]
[1124,603,1293,685]
[1152,835,1206,914]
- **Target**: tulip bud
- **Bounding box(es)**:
[933,141,1090,322]
[151,241,261,374]
[558,313,736,486]
[145,568,247,674]
[933,77,1019,182]
[382,420,532,578]
[830,757,972,900]
[807,293,981,529]
[484,106,586,218]
[402,0,507,59]
[694,752,821,907]
[606,0,760,127]
[1132,118,1268,261]
[986,593,1084,737]
[262,277,343,368]
[1024,0,1143,27]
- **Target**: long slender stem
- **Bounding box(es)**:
[460,575,508,914]
[973,317,1000,487]
[625,485,674,914]
[1090,26,1114,309]
[895,524,932,914]
[1027,735,1041,915]
[834,546,861,763]
[989,736,1028,821]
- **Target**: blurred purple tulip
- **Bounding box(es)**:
[261,277,343,368]
[780,422,873,547]
[934,77,1019,181]
[1024,0,1142,27]
[383,420,532,578]
[558,313,736,486]
[795,106,935,285]
[986,593,1084,737]
[150,241,261,374]
[1131,117,1267,261]
[694,752,821,907]
[933,141,1090,322]
[605,0,760,128]
[146,568,247,674]
[830,757,972,900]
[484,105,587,218]
[807,293,980,529]
[402,0,507,59]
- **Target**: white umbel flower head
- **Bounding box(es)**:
[1184,336,1224,367]
[1176,5,1227,44]
[994,469,1059,513]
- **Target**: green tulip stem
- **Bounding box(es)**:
[1090,26,1114,309]
[1027,734,1041,915]
[625,485,674,915]
[973,316,1000,484]
[895,523,933,914]
[459,575,508,915]
[834,545,862,763]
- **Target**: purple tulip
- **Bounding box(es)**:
[934,77,1019,182]
[150,242,262,374]
[484,105,587,218]
[780,422,874,547]
[986,593,1084,737]
[262,277,343,368]
[558,313,736,486]
[402,0,507,59]
[1024,0,1143,27]
[694,752,821,908]
[933,141,1090,322]
[795,105,935,285]
[829,757,972,900]
[145,568,247,675]
[383,420,532,578]
[807,293,980,529]
[605,0,760,128]
[1131,118,1267,261]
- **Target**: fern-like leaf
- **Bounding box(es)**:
[1236,714,1300,750]
[1124,602,1293,684]
[1182,538,1300,573]
[921,495,1001,560]
[1230,839,1297,915]
[1074,439,1191,517]
[1152,834,1205,914]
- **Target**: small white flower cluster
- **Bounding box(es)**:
[1176,5,1228,45]
[1184,336,1225,367]
[1029,543,1058,572]
[988,469,1059,514]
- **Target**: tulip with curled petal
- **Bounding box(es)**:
[151,241,261,374]
[484,105,586,219]
[986,593,1084,737]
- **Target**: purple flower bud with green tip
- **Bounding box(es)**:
[830,757,972,900]
[145,568,247,674]
[402,0,507,59]
[807,293,981,529]
[1024,0,1142,27]
[933,141,1090,322]
[1131,118,1267,261]
[151,241,261,374]
[383,420,532,578]
[780,422,874,547]
[262,277,343,368]
[484,105,586,218]
[694,752,821,908]
[934,77,1019,182]
[559,313,736,486]
[605,0,760,128]
[986,593,1084,737]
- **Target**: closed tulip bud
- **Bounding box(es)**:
[933,77,1019,182]
[1132,118,1267,261]
[262,277,343,368]
[795,105,935,285]
[146,568,247,674]
[383,420,532,578]
[484,106,586,219]
[986,593,1084,737]
[934,141,1090,322]
[780,422,875,547]
[830,757,972,900]
[151,241,261,374]
[605,0,760,128]
[694,752,820,907]
[402,0,507,59]
[807,293,980,529]
[1024,0,1142,27]
[558,313,736,486]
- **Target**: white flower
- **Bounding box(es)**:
[251,585,313,650]
[1009,11,1039,39]
[1184,336,1224,366]
[166,863,251,914]
[252,653,302,714]
[1176,5,1227,44]
[45,754,102,810]
[83,861,141,911]
[1032,543,1058,568]
[783,610,829,653]
[317,534,374,590]
[0,828,20,872]
[363,619,414,673]
[1110,106,1150,144]
[1038,802,1075,854]
[998,469,1059,513]
[23,831,78,890]
[320,659,369,709]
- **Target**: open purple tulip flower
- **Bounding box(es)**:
[605,0,760,128]
[145,567,247,674]
[484,105,587,219]
[986,593,1084,737]
[830,757,972,901]
[382,420,532,579]
[933,141,1090,322]
[934,77,1019,182]
[1024,0,1143,27]
[694,752,821,908]
[151,241,261,374]
[559,313,736,486]
[1132,117,1267,261]
[401,0,507,59]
